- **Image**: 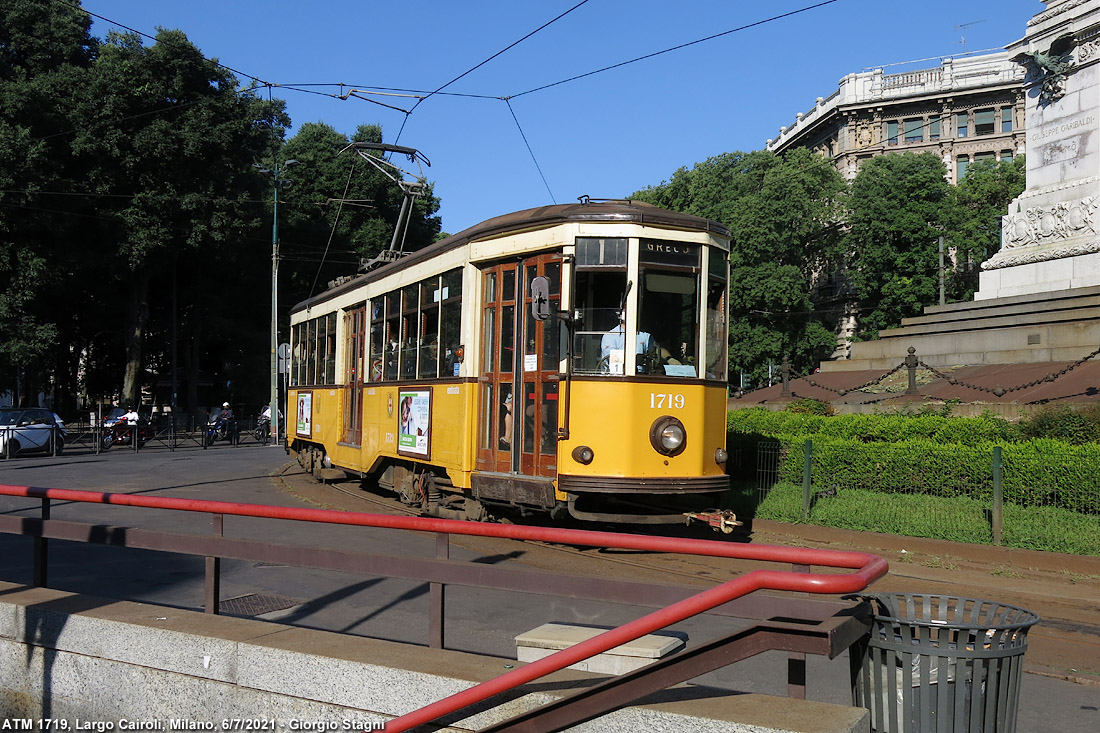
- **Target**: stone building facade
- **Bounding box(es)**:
[766,52,1027,182]
[765,52,1028,358]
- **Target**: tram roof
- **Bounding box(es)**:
[291,200,730,313]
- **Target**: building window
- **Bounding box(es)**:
[887,120,899,146]
[974,108,996,136]
[956,112,969,138]
[1002,107,1013,133]
[904,118,924,143]
[929,116,941,140]
[1001,150,1013,163]
[957,156,970,180]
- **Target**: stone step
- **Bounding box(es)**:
[515,622,685,675]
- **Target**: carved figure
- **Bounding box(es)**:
[1012,34,1076,105]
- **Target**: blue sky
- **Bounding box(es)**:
[84,0,1043,234]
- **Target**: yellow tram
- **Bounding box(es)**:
[287,199,731,525]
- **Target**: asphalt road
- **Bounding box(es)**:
[0,443,1096,732]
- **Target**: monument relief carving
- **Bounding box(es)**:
[1078,39,1100,63]
[997,196,1098,260]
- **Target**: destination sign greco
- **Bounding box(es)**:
[639,239,699,266]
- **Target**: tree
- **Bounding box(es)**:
[0,0,98,407]
[948,156,1026,301]
[634,148,846,383]
[844,152,955,339]
[66,28,287,407]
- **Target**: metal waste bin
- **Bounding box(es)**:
[851,593,1039,733]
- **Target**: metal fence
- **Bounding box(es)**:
[742,439,1100,555]
[3,414,283,459]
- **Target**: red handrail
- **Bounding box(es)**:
[0,483,888,731]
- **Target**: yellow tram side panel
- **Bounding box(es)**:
[556,380,728,494]
[290,384,478,489]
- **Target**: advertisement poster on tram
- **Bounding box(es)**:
[398,389,431,457]
[296,391,312,437]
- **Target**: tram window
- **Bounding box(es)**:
[306,318,317,384]
[706,248,729,382]
[324,313,337,385]
[572,269,627,374]
[576,237,627,267]
[385,292,400,380]
[441,269,462,377]
[638,269,699,378]
[290,324,301,386]
[400,284,419,380]
[419,278,439,379]
[369,299,385,382]
[541,383,558,455]
[705,279,728,381]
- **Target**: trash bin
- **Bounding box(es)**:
[850,593,1039,733]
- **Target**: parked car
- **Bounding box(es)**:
[0,408,66,457]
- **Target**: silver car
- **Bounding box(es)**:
[0,408,66,457]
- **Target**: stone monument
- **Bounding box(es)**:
[817,0,1100,372]
[978,0,1100,299]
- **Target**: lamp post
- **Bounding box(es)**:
[259,159,297,445]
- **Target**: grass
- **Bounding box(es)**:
[751,482,1100,556]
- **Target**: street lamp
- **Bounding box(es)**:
[257,159,298,445]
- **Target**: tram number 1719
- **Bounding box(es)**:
[649,393,685,409]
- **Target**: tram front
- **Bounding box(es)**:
[559,234,730,523]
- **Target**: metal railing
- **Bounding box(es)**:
[0,482,888,732]
[40,414,280,456]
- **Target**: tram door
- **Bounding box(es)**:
[478,255,561,477]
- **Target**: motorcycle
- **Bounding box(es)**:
[253,406,283,445]
[204,407,236,447]
[101,409,142,451]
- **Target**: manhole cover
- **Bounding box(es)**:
[219,593,301,616]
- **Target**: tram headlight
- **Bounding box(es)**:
[714,447,729,465]
[571,445,594,465]
[649,416,687,457]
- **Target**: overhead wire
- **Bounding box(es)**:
[308,153,362,301]
[506,100,556,204]
[392,0,593,145]
[68,1,850,218]
[505,0,841,100]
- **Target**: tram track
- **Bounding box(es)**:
[316,477,739,587]
[276,465,1100,683]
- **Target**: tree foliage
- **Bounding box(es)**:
[844,152,953,339]
[947,156,1026,301]
[0,1,442,413]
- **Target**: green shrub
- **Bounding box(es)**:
[1020,404,1100,444]
[728,409,1018,445]
[784,398,833,416]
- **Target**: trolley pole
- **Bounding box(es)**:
[260,160,297,445]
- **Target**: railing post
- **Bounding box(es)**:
[992,446,1003,546]
[430,532,449,649]
[32,498,50,587]
[904,346,919,395]
[802,439,813,521]
[788,562,810,699]
[205,513,223,614]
